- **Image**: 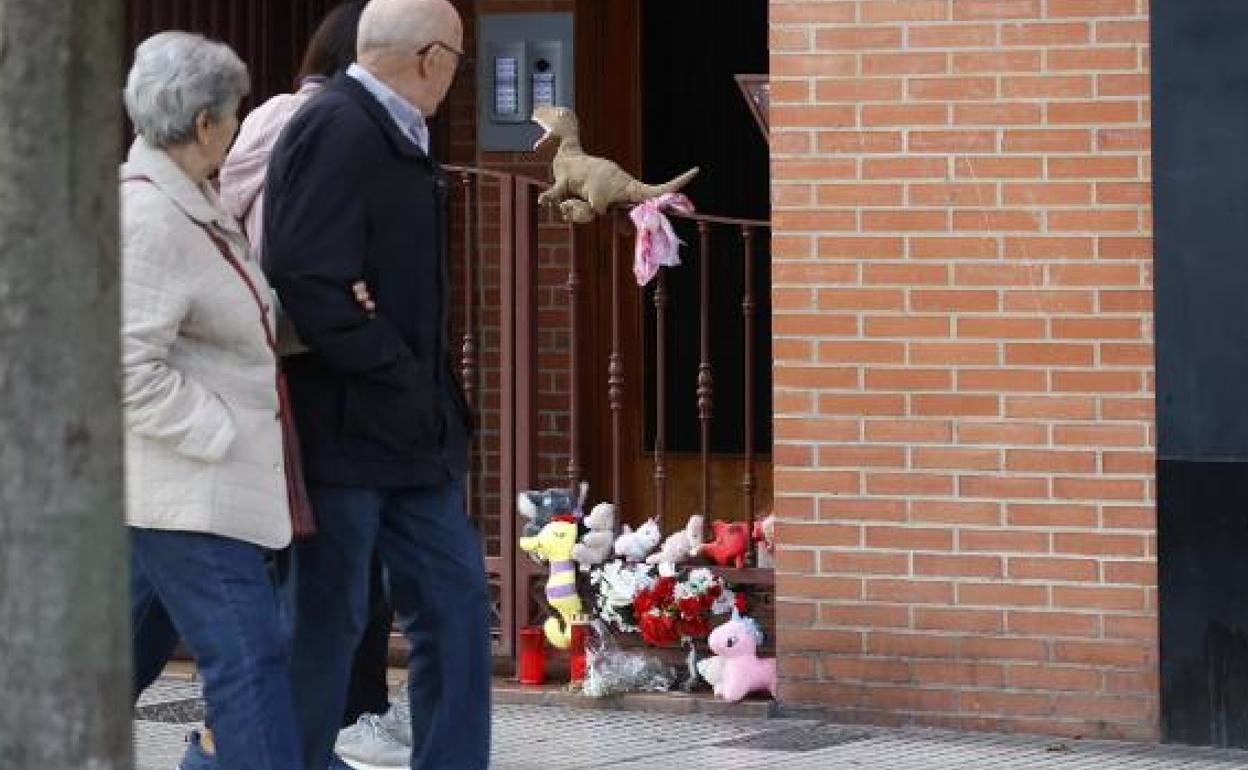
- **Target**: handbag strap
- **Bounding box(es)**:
[123,174,277,355]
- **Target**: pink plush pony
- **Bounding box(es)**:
[704,612,777,702]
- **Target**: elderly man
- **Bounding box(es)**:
[264,1,489,769]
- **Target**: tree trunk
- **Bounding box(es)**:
[0,1,129,768]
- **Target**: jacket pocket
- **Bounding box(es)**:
[342,360,442,453]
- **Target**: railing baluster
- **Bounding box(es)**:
[460,172,477,525]
[653,270,668,531]
[741,225,757,564]
[608,210,624,506]
[697,221,713,521]
[567,216,582,489]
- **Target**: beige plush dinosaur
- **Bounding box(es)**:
[532,105,699,223]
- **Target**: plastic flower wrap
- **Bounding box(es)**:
[580,621,676,698]
[588,559,656,633]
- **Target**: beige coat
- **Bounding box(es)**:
[120,137,291,549]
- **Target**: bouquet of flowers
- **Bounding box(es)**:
[589,559,744,647]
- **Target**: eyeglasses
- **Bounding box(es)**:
[418,40,466,75]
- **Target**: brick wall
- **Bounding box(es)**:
[769,0,1155,739]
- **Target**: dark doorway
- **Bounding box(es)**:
[640,0,772,456]
[1153,0,1248,747]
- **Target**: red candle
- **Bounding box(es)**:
[568,622,589,684]
[518,626,546,685]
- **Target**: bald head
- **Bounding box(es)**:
[355,0,463,116]
[357,0,461,58]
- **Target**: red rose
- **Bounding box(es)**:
[708,583,723,599]
[734,592,748,614]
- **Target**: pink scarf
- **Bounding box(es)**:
[630,193,695,287]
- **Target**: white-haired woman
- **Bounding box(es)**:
[121,31,301,770]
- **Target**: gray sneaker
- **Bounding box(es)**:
[334,703,411,770]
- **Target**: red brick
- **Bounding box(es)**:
[1055,641,1152,667]
[955,155,1044,178]
[865,419,954,443]
[818,392,906,414]
[861,1,950,22]
[774,158,858,179]
[912,499,1001,523]
[1096,19,1150,43]
[913,660,1007,687]
[1099,290,1152,312]
[1003,182,1093,205]
[1096,182,1150,205]
[915,553,1004,578]
[912,449,1002,473]
[1102,396,1154,420]
[1007,504,1096,528]
[913,394,1001,416]
[909,131,999,153]
[1005,396,1097,419]
[779,574,864,601]
[910,342,1001,365]
[816,79,905,104]
[961,529,1051,554]
[780,522,862,548]
[908,76,998,101]
[865,367,954,389]
[1048,46,1139,71]
[957,368,1048,391]
[815,26,903,51]
[958,318,1048,339]
[821,550,912,575]
[1054,532,1147,557]
[773,210,858,231]
[1010,557,1099,582]
[1048,0,1137,17]
[1008,664,1102,691]
[1005,343,1095,366]
[1099,237,1152,259]
[911,290,1001,312]
[958,422,1049,445]
[816,133,904,157]
[953,0,1042,21]
[1007,449,1097,473]
[961,690,1053,717]
[771,4,858,23]
[955,263,1046,286]
[774,469,861,494]
[1003,290,1096,313]
[771,105,857,129]
[1002,21,1091,46]
[1002,129,1093,153]
[866,578,955,604]
[1051,317,1143,339]
[1103,561,1157,586]
[1104,615,1157,642]
[862,52,950,76]
[912,236,1001,259]
[960,637,1049,661]
[818,445,907,468]
[959,475,1050,499]
[817,288,906,311]
[1048,99,1140,124]
[1002,75,1093,98]
[773,54,859,77]
[1004,236,1096,259]
[915,607,1004,632]
[958,581,1048,606]
[1049,210,1140,232]
[863,263,950,285]
[1048,155,1140,178]
[866,473,957,497]
[1101,343,1153,366]
[822,657,912,682]
[863,157,949,178]
[773,262,859,285]
[954,209,1044,232]
[1097,73,1149,98]
[1052,370,1143,392]
[954,48,1047,75]
[908,24,998,48]
[1008,611,1101,638]
[1101,505,1155,530]
[819,603,912,629]
[1054,424,1148,446]
[956,103,1044,125]
[821,497,910,522]
[779,629,866,654]
[1054,585,1147,611]
[1098,127,1151,151]
[818,236,906,258]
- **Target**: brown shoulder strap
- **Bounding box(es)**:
[123,174,277,355]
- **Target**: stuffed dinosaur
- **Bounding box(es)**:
[571,502,617,572]
[518,514,583,650]
[532,105,699,223]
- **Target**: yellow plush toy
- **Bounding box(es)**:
[518,515,583,649]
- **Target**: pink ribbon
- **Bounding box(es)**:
[630,193,695,287]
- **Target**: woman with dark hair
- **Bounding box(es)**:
[220,1,367,268]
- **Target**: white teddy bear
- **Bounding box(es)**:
[571,502,617,571]
[645,514,705,573]
[613,518,662,563]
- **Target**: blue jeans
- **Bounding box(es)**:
[130,528,302,770]
[289,480,491,770]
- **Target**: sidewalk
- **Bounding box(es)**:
[136,677,1248,769]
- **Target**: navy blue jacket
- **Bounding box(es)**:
[265,75,471,488]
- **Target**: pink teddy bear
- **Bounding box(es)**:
[704,612,777,702]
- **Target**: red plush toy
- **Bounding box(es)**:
[698,520,750,569]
